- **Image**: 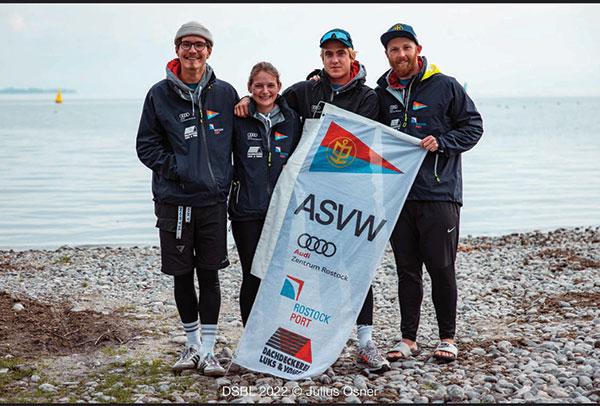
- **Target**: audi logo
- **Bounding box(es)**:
[297,233,337,257]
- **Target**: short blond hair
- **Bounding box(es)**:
[320,47,357,61]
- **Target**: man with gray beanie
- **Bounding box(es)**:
[136,21,239,376]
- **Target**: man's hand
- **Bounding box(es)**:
[420,135,439,152]
[234,96,251,118]
[306,68,321,81]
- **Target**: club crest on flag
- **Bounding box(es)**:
[310,121,403,174]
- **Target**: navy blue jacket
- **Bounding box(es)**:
[283,61,379,121]
[136,62,239,207]
[229,97,302,221]
[375,57,484,205]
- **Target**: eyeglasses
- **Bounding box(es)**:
[320,29,352,45]
[179,41,208,51]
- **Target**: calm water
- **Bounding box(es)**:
[0,96,599,249]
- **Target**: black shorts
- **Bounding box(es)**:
[155,201,230,276]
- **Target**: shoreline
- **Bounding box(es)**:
[1,224,598,253]
[0,226,598,403]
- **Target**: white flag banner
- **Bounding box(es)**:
[232,103,427,380]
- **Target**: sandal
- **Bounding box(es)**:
[386,341,420,362]
[433,341,458,363]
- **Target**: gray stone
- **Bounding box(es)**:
[215,378,230,387]
[170,336,187,345]
[447,384,465,401]
[545,386,569,398]
[318,374,332,385]
[39,383,57,392]
[564,377,579,387]
[470,347,486,356]
[540,341,561,351]
[345,396,361,403]
[12,303,24,312]
[577,376,592,388]
[283,381,299,389]
[353,376,368,391]
[497,340,513,353]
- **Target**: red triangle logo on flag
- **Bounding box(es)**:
[294,340,312,364]
[320,121,402,173]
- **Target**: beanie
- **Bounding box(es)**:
[174,21,213,47]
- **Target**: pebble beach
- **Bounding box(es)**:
[0,226,599,403]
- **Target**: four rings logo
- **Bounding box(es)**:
[297,233,336,257]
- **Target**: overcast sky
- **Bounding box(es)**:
[1,3,599,99]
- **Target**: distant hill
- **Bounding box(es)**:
[0,87,77,94]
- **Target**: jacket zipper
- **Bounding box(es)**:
[266,127,272,197]
[402,78,415,129]
[198,86,218,193]
[401,75,441,184]
[233,180,241,205]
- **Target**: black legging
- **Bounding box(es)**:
[232,219,374,327]
[173,268,221,325]
[232,220,264,326]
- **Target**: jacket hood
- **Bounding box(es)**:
[321,60,367,93]
[376,56,441,89]
[166,58,214,102]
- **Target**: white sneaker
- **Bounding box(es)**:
[172,344,202,372]
[357,340,390,372]
[198,353,226,377]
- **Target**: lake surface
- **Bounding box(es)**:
[0,96,599,249]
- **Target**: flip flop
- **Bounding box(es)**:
[433,341,458,363]
[386,341,420,362]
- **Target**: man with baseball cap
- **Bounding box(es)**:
[375,23,483,363]
[136,21,239,376]
[234,28,389,373]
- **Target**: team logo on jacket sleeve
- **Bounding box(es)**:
[247,132,261,141]
[209,123,224,135]
[184,125,198,139]
[274,131,288,141]
[410,117,427,129]
[206,110,220,119]
[412,101,428,111]
[275,146,288,158]
[247,146,263,158]
[179,112,195,122]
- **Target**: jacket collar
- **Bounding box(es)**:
[376,56,441,89]
[166,58,215,102]
[320,60,367,93]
